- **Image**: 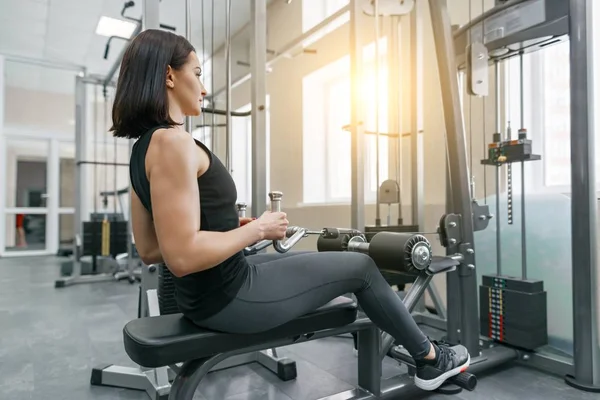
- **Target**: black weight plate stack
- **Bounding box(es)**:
[479,275,548,350]
[158,264,180,315]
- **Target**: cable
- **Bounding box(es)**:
[93,84,98,214]
[200,0,205,130]
[210,0,216,151]
[481,0,487,205]
[112,88,117,215]
[374,0,381,226]
[103,86,109,215]
[468,0,473,181]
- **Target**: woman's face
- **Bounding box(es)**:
[168,51,207,117]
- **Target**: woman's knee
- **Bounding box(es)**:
[340,252,379,279]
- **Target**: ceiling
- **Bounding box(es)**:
[0,0,267,94]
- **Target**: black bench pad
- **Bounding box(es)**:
[124,296,357,368]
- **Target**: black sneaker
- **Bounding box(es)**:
[414,341,470,391]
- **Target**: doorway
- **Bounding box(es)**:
[0,136,75,257]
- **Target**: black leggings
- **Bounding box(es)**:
[193,251,431,359]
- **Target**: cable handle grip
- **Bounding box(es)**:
[268,191,307,253]
[237,202,270,254]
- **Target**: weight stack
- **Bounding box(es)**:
[479,275,548,351]
[157,265,181,316]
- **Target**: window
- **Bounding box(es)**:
[520,35,600,193]
[302,38,389,204]
[302,0,350,47]
[230,97,271,207]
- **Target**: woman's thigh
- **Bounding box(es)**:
[245,250,314,265]
[196,251,375,333]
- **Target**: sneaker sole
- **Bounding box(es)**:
[414,354,471,391]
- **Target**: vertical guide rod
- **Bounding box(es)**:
[250,0,268,217]
[519,52,527,279]
[374,0,381,226]
[411,0,424,230]
[210,0,217,154]
[494,61,502,276]
[0,55,5,253]
[427,0,479,355]
[185,0,192,133]
[567,0,600,389]
[225,0,233,172]
[350,0,365,231]
[390,16,403,225]
[74,75,87,271]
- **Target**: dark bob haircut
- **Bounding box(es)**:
[111,29,195,139]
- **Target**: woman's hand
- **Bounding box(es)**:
[253,211,289,240]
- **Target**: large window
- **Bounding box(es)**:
[519,35,600,193]
[302,0,349,47]
[302,39,389,204]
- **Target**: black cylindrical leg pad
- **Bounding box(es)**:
[368,232,431,274]
[317,234,347,252]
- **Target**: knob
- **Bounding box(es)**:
[268,191,283,201]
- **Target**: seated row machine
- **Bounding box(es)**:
[97,191,480,399]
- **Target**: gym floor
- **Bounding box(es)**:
[0,257,596,400]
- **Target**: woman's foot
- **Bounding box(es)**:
[413,341,470,391]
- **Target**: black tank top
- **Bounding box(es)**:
[130,126,249,321]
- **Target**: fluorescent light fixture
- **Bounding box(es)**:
[96,16,137,39]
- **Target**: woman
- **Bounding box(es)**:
[111,29,469,391]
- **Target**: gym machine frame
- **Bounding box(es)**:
[351,0,599,393]
[54,74,139,288]
[449,0,599,390]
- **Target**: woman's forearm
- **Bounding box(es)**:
[143,247,164,265]
[168,221,262,277]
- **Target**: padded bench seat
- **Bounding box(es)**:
[124,296,358,368]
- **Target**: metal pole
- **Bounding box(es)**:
[74,75,87,261]
[250,0,268,217]
[374,0,381,226]
[210,0,217,153]
[391,16,403,225]
[350,0,365,231]
[411,1,424,230]
[2,53,85,72]
[142,0,160,30]
[0,55,5,253]
[185,0,193,133]
[225,0,233,172]
[494,61,502,276]
[519,52,527,279]
[428,0,479,355]
[565,0,600,390]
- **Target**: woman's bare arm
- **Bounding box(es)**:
[130,190,163,265]
[147,129,263,277]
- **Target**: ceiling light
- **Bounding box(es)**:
[96,16,137,39]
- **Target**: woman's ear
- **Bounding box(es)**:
[166,65,175,89]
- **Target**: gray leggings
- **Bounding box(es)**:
[193,251,431,359]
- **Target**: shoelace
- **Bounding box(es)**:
[432,340,456,368]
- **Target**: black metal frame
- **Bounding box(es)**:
[447,0,599,390]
